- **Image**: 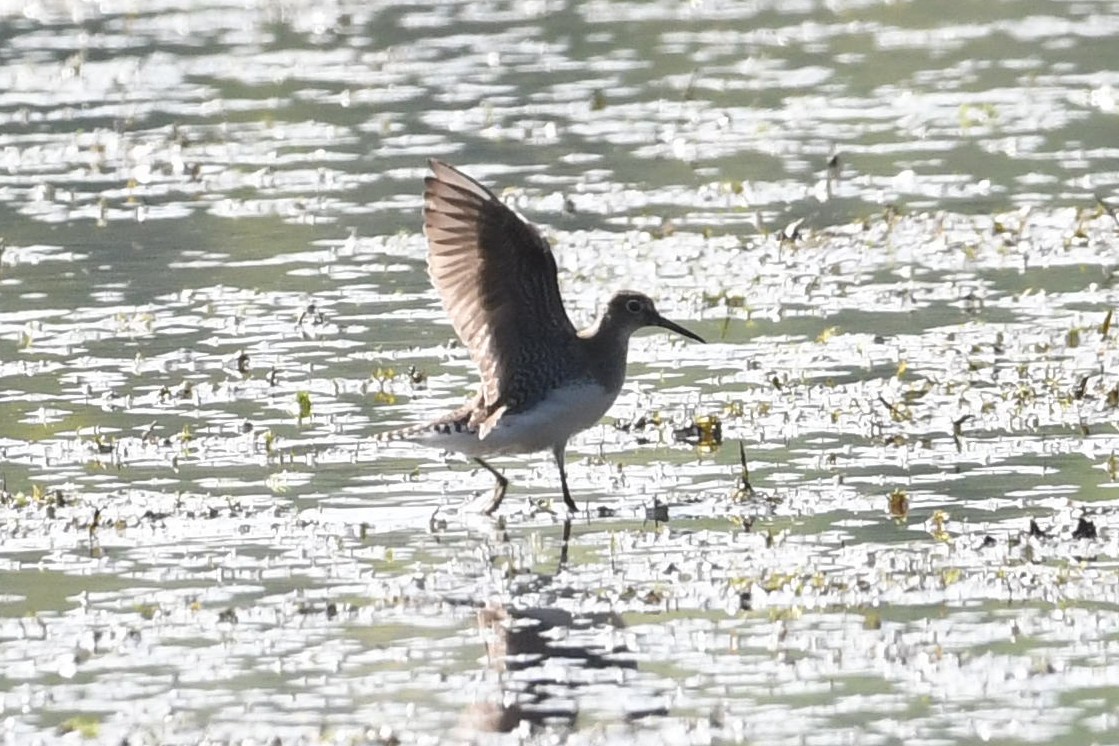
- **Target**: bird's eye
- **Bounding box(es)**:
[625,299,643,314]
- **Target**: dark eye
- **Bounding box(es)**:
[625,299,643,314]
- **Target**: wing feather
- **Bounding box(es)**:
[423,160,578,429]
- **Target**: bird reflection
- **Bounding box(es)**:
[459,520,639,734]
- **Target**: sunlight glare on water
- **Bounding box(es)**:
[1,0,1119,744]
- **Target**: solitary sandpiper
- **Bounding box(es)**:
[381,160,705,514]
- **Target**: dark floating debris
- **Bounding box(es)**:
[1096,192,1119,226]
[614,411,664,445]
[780,217,805,243]
[624,705,670,722]
[952,414,973,451]
[297,302,325,327]
[407,365,428,386]
[887,488,909,520]
[644,500,669,523]
[672,414,723,448]
[1028,519,1051,539]
[733,441,756,501]
[615,412,662,432]
[1072,517,1097,540]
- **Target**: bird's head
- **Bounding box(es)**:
[604,291,705,343]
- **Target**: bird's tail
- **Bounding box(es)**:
[375,404,478,444]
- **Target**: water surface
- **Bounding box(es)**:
[2,1,1119,744]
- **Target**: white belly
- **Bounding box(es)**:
[421,383,616,456]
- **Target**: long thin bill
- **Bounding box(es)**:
[655,315,705,343]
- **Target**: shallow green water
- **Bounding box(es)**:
[2,1,1119,744]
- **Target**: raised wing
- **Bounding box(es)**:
[423,159,577,432]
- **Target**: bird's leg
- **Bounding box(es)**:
[473,457,508,515]
[557,518,572,571]
[552,444,578,512]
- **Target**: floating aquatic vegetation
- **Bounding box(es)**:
[0,1,1117,744]
[671,413,723,449]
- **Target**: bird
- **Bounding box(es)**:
[379,159,705,515]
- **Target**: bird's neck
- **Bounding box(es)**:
[578,316,632,394]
